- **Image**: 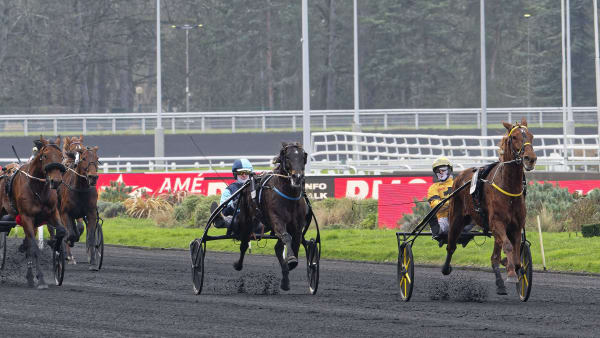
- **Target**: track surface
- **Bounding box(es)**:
[1,239,598,337]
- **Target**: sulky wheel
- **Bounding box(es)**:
[190,238,205,295]
[397,242,414,301]
[0,232,7,270]
[305,239,320,295]
[517,241,533,302]
[53,240,66,286]
[88,223,104,271]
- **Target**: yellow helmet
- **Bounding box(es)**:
[432,157,452,171]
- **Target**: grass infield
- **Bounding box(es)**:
[9,217,599,274]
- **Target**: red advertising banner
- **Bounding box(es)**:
[95,173,600,229]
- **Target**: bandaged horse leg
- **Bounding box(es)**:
[442,217,465,275]
[85,210,98,270]
[280,232,297,269]
[275,239,290,291]
[288,227,302,271]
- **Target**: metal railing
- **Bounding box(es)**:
[309,131,600,173]
[0,107,598,135]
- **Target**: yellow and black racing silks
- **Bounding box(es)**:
[426,177,454,218]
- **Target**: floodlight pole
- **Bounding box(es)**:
[155,0,164,167]
[480,0,488,157]
[302,0,311,171]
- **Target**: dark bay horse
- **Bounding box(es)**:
[442,118,537,295]
[234,142,308,291]
[58,136,100,268]
[0,136,66,288]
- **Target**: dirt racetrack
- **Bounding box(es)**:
[1,238,598,337]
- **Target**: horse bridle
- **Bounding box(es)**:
[66,148,99,187]
[507,125,532,165]
[278,144,307,178]
[482,125,531,197]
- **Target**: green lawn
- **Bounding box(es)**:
[9,217,599,274]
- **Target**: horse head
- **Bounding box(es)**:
[500,118,537,171]
[75,146,100,186]
[33,136,66,189]
[63,135,85,166]
[276,142,307,188]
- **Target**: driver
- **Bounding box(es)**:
[211,158,253,234]
[427,157,454,242]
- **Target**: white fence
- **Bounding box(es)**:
[309,131,600,173]
[1,132,596,174]
[0,107,599,135]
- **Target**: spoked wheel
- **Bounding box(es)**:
[53,240,66,286]
[87,223,104,271]
[0,232,7,270]
[397,243,414,301]
[305,239,320,295]
[517,241,533,302]
[190,238,205,295]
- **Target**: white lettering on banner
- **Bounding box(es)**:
[307,192,328,199]
[346,181,369,199]
[159,178,171,193]
[372,180,383,199]
[306,183,327,190]
[191,177,203,193]
[409,178,427,184]
[174,178,191,191]
[207,182,227,196]
[391,180,401,184]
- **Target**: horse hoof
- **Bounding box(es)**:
[233,262,243,271]
[280,279,290,291]
[496,286,507,295]
[27,280,35,288]
[37,283,48,290]
[287,256,298,271]
[441,265,452,276]
[89,266,99,272]
[67,256,77,265]
[506,275,518,283]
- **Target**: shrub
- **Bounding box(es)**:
[124,195,174,219]
[100,181,133,202]
[399,198,431,231]
[174,195,202,223]
[191,195,221,227]
[526,182,574,224]
[312,198,378,229]
[98,201,126,218]
[582,223,600,237]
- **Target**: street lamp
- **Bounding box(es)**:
[524,13,532,122]
[171,24,203,113]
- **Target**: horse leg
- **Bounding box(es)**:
[22,218,47,289]
[491,239,507,295]
[275,239,290,291]
[64,216,77,264]
[85,211,98,269]
[499,231,517,283]
[280,231,297,270]
[233,238,249,271]
[288,228,302,272]
[510,227,523,274]
[441,217,464,275]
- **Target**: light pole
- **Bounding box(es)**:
[524,13,531,122]
[171,24,202,113]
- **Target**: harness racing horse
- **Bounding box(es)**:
[0,136,67,288]
[442,118,537,295]
[235,142,308,291]
[58,136,100,269]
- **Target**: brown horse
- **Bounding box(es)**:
[442,118,537,295]
[58,136,99,268]
[0,136,66,288]
[234,142,308,291]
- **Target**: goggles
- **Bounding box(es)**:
[434,166,449,174]
[236,170,251,175]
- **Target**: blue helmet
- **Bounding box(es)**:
[231,158,253,178]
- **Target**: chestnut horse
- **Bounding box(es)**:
[234,142,308,291]
[442,118,537,295]
[58,136,100,268]
[0,136,66,288]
